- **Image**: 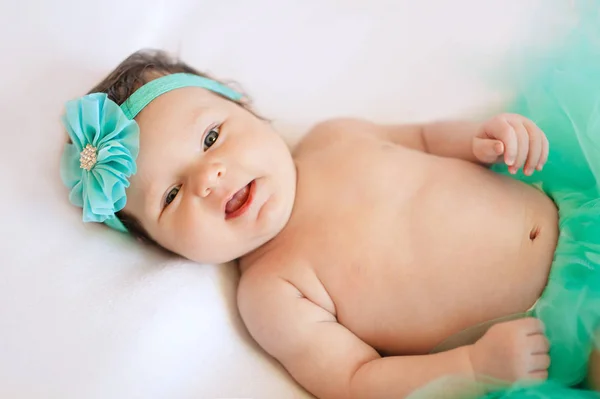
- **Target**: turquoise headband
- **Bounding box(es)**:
[60,73,242,233]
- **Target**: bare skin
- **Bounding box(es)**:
[238,118,558,398]
[243,119,557,354]
[122,84,596,398]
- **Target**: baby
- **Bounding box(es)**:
[60,50,600,399]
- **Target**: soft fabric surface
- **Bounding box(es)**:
[491,13,600,387]
[0,1,580,398]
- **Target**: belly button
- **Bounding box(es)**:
[529,226,541,241]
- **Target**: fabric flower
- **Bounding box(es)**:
[60,93,139,232]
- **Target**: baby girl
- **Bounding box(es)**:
[60,49,600,398]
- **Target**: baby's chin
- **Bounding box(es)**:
[178,235,275,265]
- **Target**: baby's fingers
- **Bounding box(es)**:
[473,138,504,164]
[509,121,529,174]
[528,334,550,355]
[537,126,550,171]
[530,354,551,373]
[528,369,549,381]
[523,122,543,176]
[487,118,518,167]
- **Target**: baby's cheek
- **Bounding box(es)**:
[180,217,228,260]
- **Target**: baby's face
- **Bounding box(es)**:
[124,87,296,264]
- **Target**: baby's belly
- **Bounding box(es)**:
[314,158,559,355]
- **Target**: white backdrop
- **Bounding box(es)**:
[0,1,577,398]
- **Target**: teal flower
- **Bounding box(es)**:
[60,93,139,232]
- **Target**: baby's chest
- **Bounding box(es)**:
[297,141,428,218]
[291,142,439,289]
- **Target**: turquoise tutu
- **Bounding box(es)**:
[413,2,600,398]
[489,2,600,392]
[486,2,600,399]
[486,4,600,396]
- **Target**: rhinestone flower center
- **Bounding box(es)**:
[79,144,98,171]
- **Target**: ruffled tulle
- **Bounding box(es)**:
[413,3,600,397]
[488,2,600,393]
[60,93,139,233]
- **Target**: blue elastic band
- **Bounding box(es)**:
[120,73,243,119]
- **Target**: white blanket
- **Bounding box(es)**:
[0,1,576,398]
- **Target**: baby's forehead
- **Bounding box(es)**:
[135,90,228,145]
[139,86,228,120]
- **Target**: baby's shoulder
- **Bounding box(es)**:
[295,117,383,154]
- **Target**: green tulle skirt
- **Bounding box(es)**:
[483,59,600,397]
[488,5,600,396]
[413,3,600,398]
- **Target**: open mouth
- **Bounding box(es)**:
[225,180,255,219]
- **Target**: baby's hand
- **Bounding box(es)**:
[469,318,550,383]
[472,114,549,175]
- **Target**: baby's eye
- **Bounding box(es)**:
[203,126,220,151]
[164,186,180,207]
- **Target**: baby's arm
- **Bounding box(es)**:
[383,120,483,164]
[237,272,482,399]
[382,114,549,175]
[311,114,548,174]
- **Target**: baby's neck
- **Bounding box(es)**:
[238,208,296,275]
[237,258,252,274]
[238,234,279,275]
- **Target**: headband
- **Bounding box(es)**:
[60,73,242,233]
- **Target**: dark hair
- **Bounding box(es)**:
[85,49,251,246]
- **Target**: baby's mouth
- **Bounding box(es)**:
[225,181,253,218]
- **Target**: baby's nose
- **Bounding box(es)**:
[190,162,226,198]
